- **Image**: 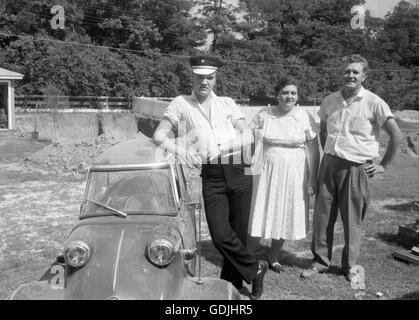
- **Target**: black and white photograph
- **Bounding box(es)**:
[0,0,418,305]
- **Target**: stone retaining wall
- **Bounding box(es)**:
[13,104,325,142]
[15,111,148,141]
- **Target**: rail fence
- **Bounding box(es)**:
[14,95,320,122]
[15,95,252,111]
[15,95,131,110]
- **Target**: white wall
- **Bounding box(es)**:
[132,97,321,124]
[132,97,170,119]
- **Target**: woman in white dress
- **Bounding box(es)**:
[249,77,320,273]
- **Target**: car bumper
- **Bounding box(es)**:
[10,277,240,300]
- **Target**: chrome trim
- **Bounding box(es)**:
[113,229,125,291]
[90,163,170,172]
[64,241,92,267]
[80,171,92,216]
[175,164,183,198]
[78,211,177,220]
[169,164,181,210]
[180,248,197,262]
[148,239,176,267]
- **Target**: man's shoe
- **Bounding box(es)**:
[345,271,356,282]
[250,260,268,300]
[300,265,328,279]
[269,261,285,274]
[345,266,366,290]
[237,286,251,297]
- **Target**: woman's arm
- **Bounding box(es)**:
[306,137,320,194]
[319,120,327,151]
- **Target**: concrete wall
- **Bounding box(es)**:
[15,98,320,141]
[242,105,321,124]
[99,112,139,138]
[132,97,170,119]
[132,97,320,123]
[15,110,140,141]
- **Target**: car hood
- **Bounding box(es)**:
[63,217,186,300]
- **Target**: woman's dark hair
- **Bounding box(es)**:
[274,76,299,96]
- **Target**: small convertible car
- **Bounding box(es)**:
[11,134,240,300]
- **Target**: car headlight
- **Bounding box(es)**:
[148,239,176,267]
[64,241,91,268]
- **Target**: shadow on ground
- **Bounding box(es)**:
[199,240,346,277]
[393,291,419,300]
[383,201,419,212]
[376,232,400,246]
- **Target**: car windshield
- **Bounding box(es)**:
[80,168,177,217]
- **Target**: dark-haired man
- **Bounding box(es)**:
[153,56,268,299]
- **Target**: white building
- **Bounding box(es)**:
[0,67,24,130]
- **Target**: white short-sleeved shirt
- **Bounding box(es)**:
[163,91,246,155]
[253,107,319,147]
[318,87,394,163]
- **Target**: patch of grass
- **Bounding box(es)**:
[373,129,419,200]
[370,154,419,200]
[203,201,419,300]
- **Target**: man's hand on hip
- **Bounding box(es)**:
[364,163,385,177]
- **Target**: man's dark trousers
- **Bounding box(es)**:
[201,162,258,289]
[311,153,371,273]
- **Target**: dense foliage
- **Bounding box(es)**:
[0,0,418,109]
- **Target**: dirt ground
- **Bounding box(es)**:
[0,128,418,300]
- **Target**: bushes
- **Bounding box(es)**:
[0,0,417,109]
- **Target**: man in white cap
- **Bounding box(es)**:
[153,56,268,299]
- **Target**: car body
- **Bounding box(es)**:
[11,134,240,300]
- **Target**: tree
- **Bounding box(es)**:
[140,0,207,53]
[78,0,206,53]
[0,0,86,41]
[376,0,419,67]
[197,0,243,53]
[0,0,417,110]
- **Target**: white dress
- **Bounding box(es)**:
[249,107,319,241]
